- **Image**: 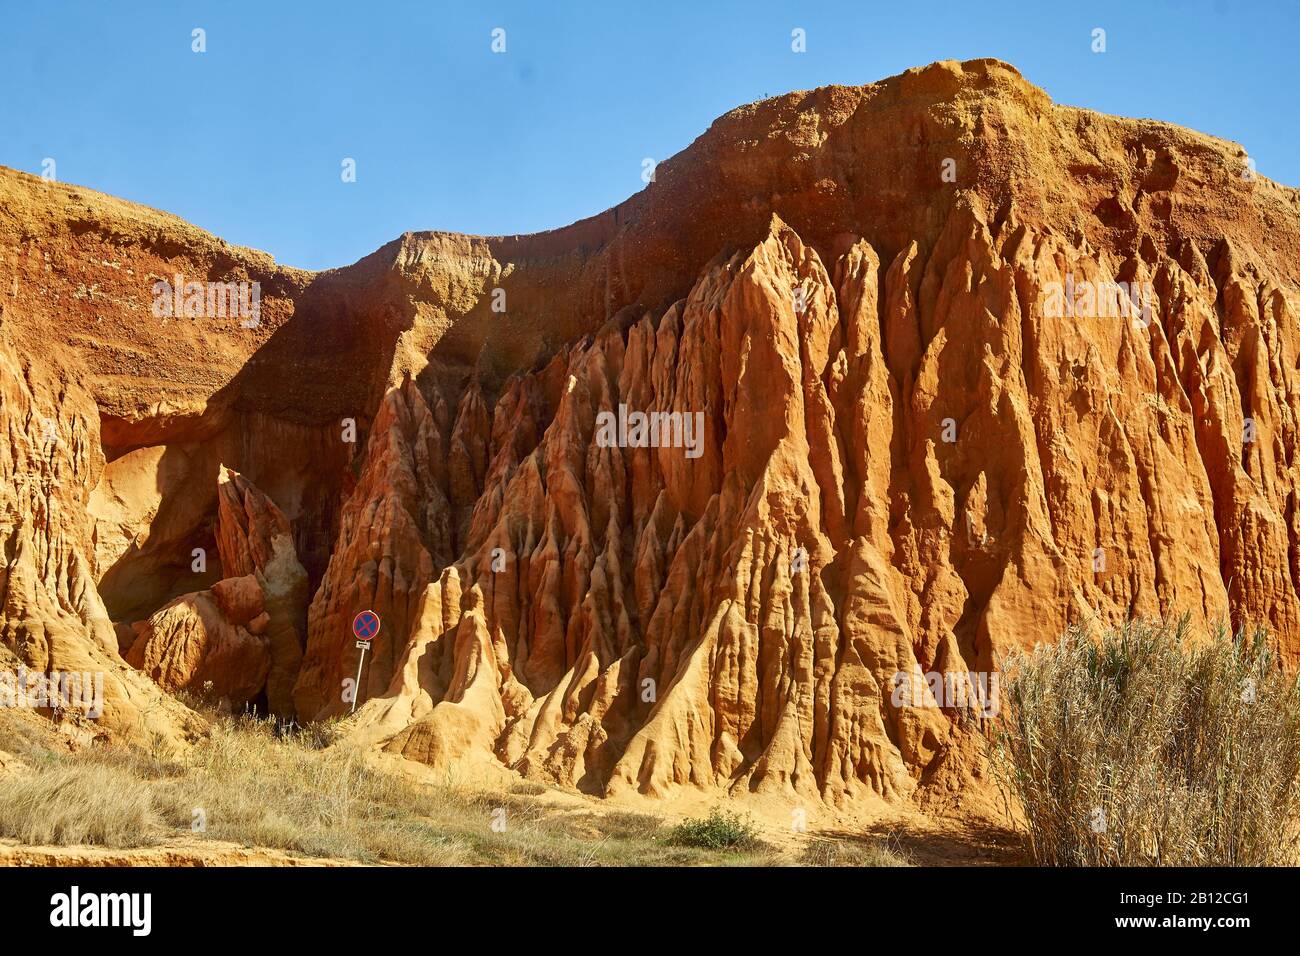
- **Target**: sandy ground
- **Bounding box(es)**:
[0,838,369,867]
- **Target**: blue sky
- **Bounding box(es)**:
[1,0,1294,271]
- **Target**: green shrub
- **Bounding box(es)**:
[668,807,761,850]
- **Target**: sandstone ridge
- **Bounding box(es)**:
[3,58,1299,809]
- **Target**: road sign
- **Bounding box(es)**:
[350,611,380,714]
[352,610,380,642]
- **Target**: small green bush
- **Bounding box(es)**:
[668,807,761,850]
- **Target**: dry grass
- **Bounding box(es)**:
[0,762,163,847]
[990,618,1300,866]
[0,711,803,865]
[798,837,911,867]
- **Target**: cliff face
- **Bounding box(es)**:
[3,58,1300,806]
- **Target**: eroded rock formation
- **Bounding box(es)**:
[122,467,308,711]
[125,577,270,705]
[3,58,1300,807]
[216,466,308,715]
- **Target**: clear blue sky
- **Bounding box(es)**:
[1,0,1294,271]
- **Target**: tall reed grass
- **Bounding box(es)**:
[990,618,1300,865]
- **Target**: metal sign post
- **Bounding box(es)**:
[351,641,369,714]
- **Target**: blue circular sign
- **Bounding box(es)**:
[352,610,381,641]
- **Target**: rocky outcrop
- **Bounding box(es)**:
[292,379,453,720]
[216,467,308,716]
[121,468,308,712]
[0,329,201,743]
[126,577,270,704]
[4,58,1300,810]
[336,194,1300,805]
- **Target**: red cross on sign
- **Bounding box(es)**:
[352,610,380,642]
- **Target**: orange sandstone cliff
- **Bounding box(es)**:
[3,59,1300,808]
